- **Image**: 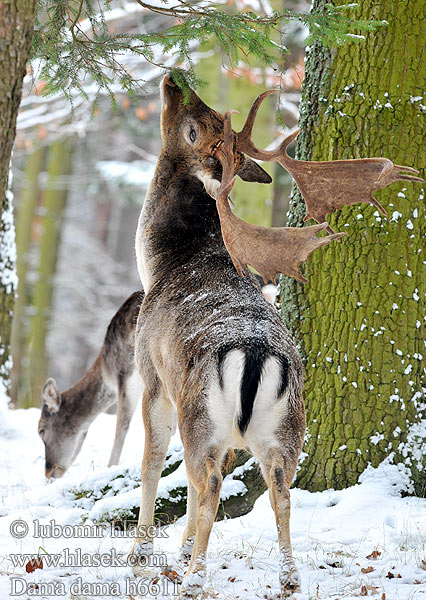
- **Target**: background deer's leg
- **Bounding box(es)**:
[108,376,140,467]
[259,446,300,598]
[180,444,225,598]
[131,386,174,575]
[180,480,197,560]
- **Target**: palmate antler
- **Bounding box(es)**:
[236,91,425,233]
[214,113,345,283]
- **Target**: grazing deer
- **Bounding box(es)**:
[131,76,422,598]
[38,291,144,479]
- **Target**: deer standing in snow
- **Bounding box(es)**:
[38,292,144,479]
[130,76,422,598]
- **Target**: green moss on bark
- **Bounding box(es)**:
[281,0,426,492]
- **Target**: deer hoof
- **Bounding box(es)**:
[180,567,206,598]
[129,540,155,577]
[279,567,301,597]
[179,536,194,561]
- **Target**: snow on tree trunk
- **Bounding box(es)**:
[0,176,17,400]
[281,0,425,494]
[0,0,37,397]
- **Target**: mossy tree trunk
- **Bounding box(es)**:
[11,147,45,403]
[0,0,37,397]
[281,0,425,493]
[25,140,73,407]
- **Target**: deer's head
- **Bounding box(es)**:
[38,378,88,479]
[160,75,272,198]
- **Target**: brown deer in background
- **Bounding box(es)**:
[131,76,422,598]
[38,292,144,479]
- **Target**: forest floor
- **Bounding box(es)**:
[0,400,425,600]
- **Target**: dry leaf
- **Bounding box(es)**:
[381,594,386,600]
[228,577,236,583]
[360,584,368,596]
[421,559,426,570]
[386,571,395,579]
[25,557,43,573]
[160,570,182,584]
[361,566,375,574]
[366,550,381,560]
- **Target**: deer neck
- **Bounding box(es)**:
[136,152,223,293]
[59,358,114,431]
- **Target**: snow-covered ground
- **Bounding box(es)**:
[1,401,425,600]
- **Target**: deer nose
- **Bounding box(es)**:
[45,464,65,479]
[205,156,218,167]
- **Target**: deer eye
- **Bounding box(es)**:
[189,127,197,143]
[39,428,45,438]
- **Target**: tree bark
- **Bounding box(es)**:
[11,146,45,403]
[25,140,73,407]
[0,0,37,396]
[281,0,426,493]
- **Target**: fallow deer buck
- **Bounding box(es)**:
[38,292,144,479]
[131,75,423,598]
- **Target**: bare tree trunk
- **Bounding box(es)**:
[0,0,37,397]
[25,140,73,407]
[11,147,45,403]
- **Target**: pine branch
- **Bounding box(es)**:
[32,1,386,106]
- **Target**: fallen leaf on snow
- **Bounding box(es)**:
[25,558,43,573]
[360,584,368,596]
[361,566,375,574]
[366,550,381,560]
[160,570,182,584]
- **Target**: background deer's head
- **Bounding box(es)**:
[38,378,88,479]
[160,75,271,198]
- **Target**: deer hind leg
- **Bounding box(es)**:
[180,480,197,560]
[130,386,174,575]
[259,446,300,598]
[180,445,225,598]
[108,372,141,467]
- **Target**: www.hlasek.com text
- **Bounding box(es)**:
[10,548,167,568]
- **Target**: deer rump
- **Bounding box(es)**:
[135,248,303,450]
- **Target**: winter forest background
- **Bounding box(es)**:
[10,1,305,407]
[0,0,425,598]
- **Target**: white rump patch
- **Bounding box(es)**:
[207,350,288,451]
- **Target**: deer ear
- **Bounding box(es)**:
[238,157,272,184]
[42,378,61,413]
